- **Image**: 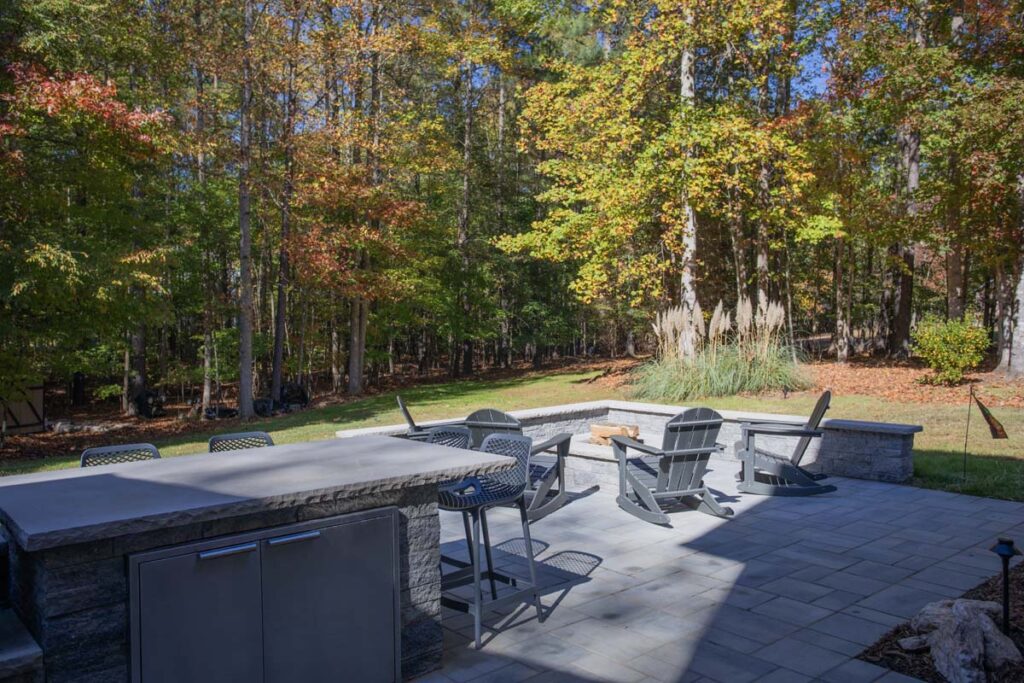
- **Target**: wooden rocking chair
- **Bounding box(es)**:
[735,390,837,496]
[611,407,734,525]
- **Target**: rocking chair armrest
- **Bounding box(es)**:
[663,444,726,457]
[741,423,823,438]
[532,432,572,456]
[610,435,664,457]
[406,429,432,442]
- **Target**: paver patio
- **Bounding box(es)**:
[417,464,1024,683]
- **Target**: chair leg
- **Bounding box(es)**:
[461,511,473,563]
[696,487,734,518]
[470,510,484,649]
[480,509,499,600]
[518,497,544,621]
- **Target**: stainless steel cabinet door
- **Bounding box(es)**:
[137,541,264,683]
[261,513,398,683]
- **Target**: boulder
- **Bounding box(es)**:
[908,598,1022,682]
[912,599,1002,633]
[929,602,987,683]
[898,635,930,652]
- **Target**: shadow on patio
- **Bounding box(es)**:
[421,463,1024,682]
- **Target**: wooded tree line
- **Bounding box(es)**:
[1,0,1022,417]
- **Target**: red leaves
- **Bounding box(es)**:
[2,63,169,147]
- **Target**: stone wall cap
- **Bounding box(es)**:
[0,436,510,552]
[334,399,923,439]
[819,418,923,434]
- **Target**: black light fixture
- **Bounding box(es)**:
[990,537,1021,634]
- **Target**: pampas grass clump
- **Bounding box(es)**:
[634,295,809,401]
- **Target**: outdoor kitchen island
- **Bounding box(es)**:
[0,435,511,683]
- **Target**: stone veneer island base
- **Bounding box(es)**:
[0,436,510,682]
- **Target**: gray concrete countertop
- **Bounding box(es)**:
[0,435,510,552]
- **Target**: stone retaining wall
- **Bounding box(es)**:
[338,399,921,486]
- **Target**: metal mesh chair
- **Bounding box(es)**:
[208,431,274,453]
[427,426,472,449]
[439,433,543,648]
[463,408,572,521]
[80,443,160,467]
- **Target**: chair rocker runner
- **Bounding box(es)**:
[464,408,571,523]
[735,390,836,496]
[438,433,543,648]
[611,407,734,525]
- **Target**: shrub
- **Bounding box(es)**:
[634,296,810,400]
[632,346,810,401]
[912,317,989,385]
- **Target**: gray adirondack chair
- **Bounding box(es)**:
[735,390,836,496]
[397,395,430,441]
[611,408,734,525]
[464,408,571,522]
[396,395,465,441]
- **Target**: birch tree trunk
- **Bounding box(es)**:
[678,19,699,357]
[997,176,1024,377]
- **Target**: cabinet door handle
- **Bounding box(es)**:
[267,530,322,547]
[198,542,258,560]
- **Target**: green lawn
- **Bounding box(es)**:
[3,367,1022,500]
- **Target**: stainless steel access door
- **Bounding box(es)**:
[136,540,264,683]
[261,513,399,683]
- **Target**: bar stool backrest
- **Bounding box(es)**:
[427,426,472,449]
[80,443,160,467]
[478,433,532,493]
[208,431,275,453]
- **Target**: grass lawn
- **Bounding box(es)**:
[2,366,1021,500]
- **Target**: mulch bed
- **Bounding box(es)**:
[860,563,1024,682]
[810,359,1023,409]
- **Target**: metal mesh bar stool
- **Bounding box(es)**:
[208,431,274,453]
[464,408,572,522]
[426,426,472,450]
[80,443,160,467]
[439,433,543,648]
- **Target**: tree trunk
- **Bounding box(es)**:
[678,41,697,308]
[125,324,146,416]
[457,57,474,376]
[271,11,301,403]
[834,239,850,363]
[997,176,1024,377]
[890,7,925,356]
[237,0,255,419]
[946,246,965,320]
[890,121,920,356]
[1005,259,1024,377]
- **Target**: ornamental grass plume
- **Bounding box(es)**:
[636,297,807,400]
